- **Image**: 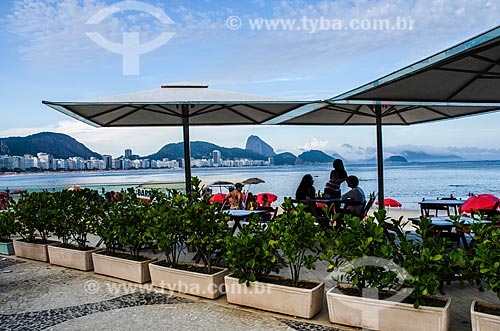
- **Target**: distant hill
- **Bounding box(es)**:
[274,152,297,165]
[400,151,463,162]
[245,135,276,157]
[386,155,408,163]
[0,132,101,159]
[147,141,268,160]
[296,150,334,164]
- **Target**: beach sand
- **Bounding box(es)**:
[368,207,421,231]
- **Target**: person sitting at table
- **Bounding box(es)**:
[340,175,366,216]
[261,194,272,208]
[245,192,259,210]
[224,182,244,210]
[296,174,316,202]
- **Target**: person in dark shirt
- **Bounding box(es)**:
[324,159,348,198]
[295,174,316,202]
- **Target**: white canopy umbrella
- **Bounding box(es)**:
[43,83,313,193]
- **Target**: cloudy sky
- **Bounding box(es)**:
[1,0,499,159]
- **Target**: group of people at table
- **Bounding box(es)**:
[295,159,367,216]
[221,182,272,211]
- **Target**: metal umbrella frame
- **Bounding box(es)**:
[43,83,313,194]
[266,25,500,208]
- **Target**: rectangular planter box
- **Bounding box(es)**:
[48,244,102,271]
[327,288,451,331]
[92,251,156,284]
[0,240,15,255]
[149,261,229,299]
[471,300,500,331]
[13,239,58,262]
[225,274,324,319]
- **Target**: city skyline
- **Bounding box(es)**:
[1,0,500,157]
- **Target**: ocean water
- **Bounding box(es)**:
[1,160,499,210]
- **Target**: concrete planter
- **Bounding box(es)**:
[92,251,156,284]
[0,240,15,255]
[224,274,324,319]
[149,261,229,299]
[13,239,58,262]
[326,288,451,331]
[471,300,500,331]
[48,244,102,271]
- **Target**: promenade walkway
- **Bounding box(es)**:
[1,250,497,331]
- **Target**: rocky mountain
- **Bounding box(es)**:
[386,155,408,163]
[245,135,276,157]
[296,150,334,164]
[0,132,101,159]
[273,152,297,165]
[147,141,267,160]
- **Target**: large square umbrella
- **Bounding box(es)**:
[43,83,312,193]
[266,25,500,208]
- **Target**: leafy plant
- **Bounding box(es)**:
[184,177,231,273]
[14,191,57,243]
[224,217,280,285]
[97,188,151,260]
[267,198,322,287]
[467,215,500,301]
[145,190,189,266]
[0,206,19,241]
[395,215,465,308]
[52,189,105,249]
[321,210,401,292]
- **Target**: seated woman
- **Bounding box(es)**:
[245,192,259,210]
[260,194,272,207]
[295,174,316,202]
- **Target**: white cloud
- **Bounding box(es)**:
[3,0,175,68]
[297,137,328,151]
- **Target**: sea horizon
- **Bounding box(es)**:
[2,159,499,211]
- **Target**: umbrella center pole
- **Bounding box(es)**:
[182,105,192,195]
[375,104,385,210]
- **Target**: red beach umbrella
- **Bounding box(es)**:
[209,193,227,204]
[10,189,24,195]
[459,194,500,213]
[375,198,402,208]
[256,193,278,205]
[0,192,9,198]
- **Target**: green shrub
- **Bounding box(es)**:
[14,191,57,243]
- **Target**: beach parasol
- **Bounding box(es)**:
[10,189,24,195]
[43,83,311,194]
[209,193,227,204]
[0,192,9,198]
[243,178,265,185]
[459,194,500,213]
[256,193,278,205]
[375,198,401,208]
[242,177,265,197]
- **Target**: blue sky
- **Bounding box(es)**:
[1,0,500,159]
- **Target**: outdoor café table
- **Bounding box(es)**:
[226,209,267,234]
[408,215,490,249]
[419,199,465,217]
